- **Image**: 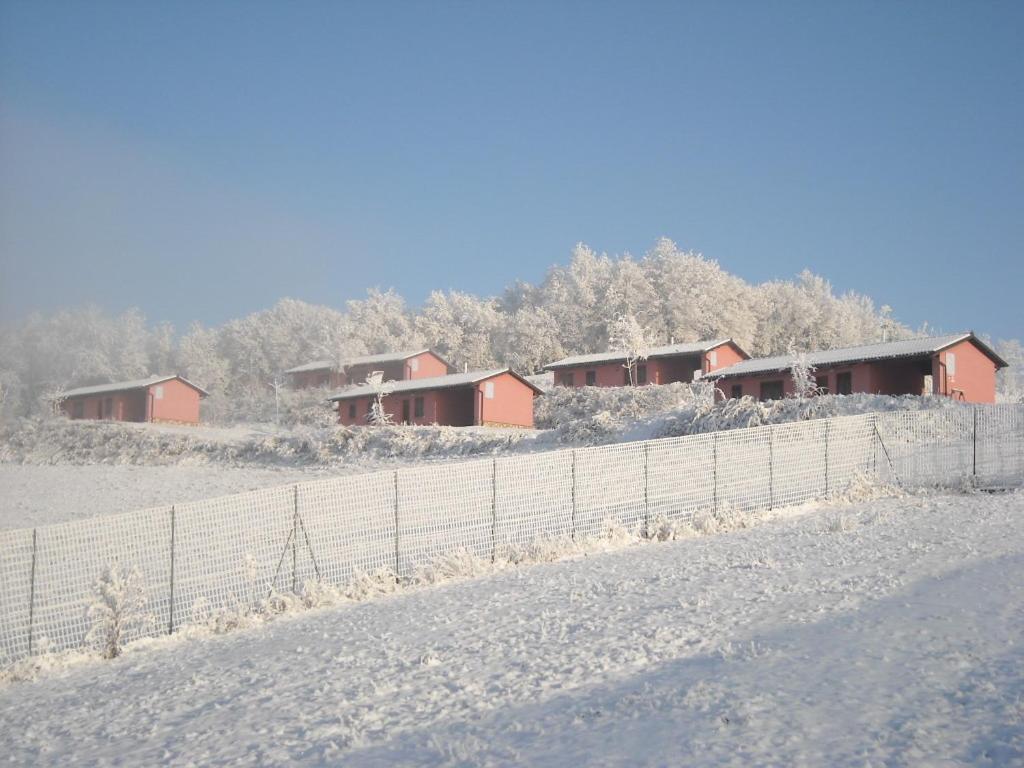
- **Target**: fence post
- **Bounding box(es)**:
[570,450,577,542]
[291,487,298,593]
[824,420,830,495]
[712,433,719,513]
[643,442,650,538]
[27,528,38,656]
[768,427,774,511]
[168,506,176,635]
[491,458,498,564]
[972,406,978,482]
[393,470,400,582]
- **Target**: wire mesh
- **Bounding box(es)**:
[1,405,1021,665]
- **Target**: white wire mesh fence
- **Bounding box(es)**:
[1,406,1021,665]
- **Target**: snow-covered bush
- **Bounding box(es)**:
[85,564,150,659]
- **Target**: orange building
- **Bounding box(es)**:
[286,350,450,389]
[61,375,208,424]
[545,339,748,387]
[329,369,542,428]
[712,333,1007,403]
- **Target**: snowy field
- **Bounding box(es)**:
[2,489,1022,766]
[0,464,331,529]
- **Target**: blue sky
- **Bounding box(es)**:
[1,1,1021,340]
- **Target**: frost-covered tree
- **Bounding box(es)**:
[85,564,149,659]
[789,345,818,398]
[608,313,653,386]
[416,290,501,371]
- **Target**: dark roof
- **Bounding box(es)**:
[327,368,543,401]
[285,349,438,375]
[544,339,744,370]
[62,375,209,398]
[710,333,1008,379]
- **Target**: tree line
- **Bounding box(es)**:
[1,238,1021,419]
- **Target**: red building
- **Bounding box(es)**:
[286,350,450,389]
[544,339,748,388]
[329,369,542,428]
[712,333,1007,403]
[61,375,208,424]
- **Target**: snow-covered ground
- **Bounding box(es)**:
[2,489,1021,766]
[0,464,334,529]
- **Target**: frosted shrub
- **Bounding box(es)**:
[85,564,150,659]
[413,549,492,586]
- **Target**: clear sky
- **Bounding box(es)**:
[1,1,1021,340]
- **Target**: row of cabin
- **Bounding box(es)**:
[57,332,1006,428]
[542,332,1006,404]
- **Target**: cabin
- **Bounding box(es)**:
[544,339,748,388]
[712,333,1007,403]
[285,350,450,389]
[61,375,208,424]
[329,369,542,428]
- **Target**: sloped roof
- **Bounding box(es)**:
[285,349,434,375]
[711,333,1007,379]
[327,368,543,401]
[544,339,741,370]
[62,375,209,398]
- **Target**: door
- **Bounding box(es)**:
[401,399,410,424]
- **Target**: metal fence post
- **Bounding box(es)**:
[643,442,650,538]
[824,420,831,495]
[393,470,401,582]
[767,427,774,511]
[491,458,498,563]
[291,488,298,593]
[712,433,719,513]
[168,506,176,635]
[972,406,978,481]
[570,450,577,542]
[27,528,38,656]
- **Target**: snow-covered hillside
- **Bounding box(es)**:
[2,489,1021,766]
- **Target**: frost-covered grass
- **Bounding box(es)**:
[1,488,1021,766]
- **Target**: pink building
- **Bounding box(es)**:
[61,375,208,424]
[329,369,542,428]
[286,350,450,389]
[544,339,748,388]
[712,333,1007,403]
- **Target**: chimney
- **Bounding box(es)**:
[464,362,469,373]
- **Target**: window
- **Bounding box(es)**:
[153,385,164,400]
[103,397,113,418]
[730,384,742,399]
[708,350,718,368]
[401,399,411,423]
[564,372,574,387]
[414,396,424,418]
[585,371,596,386]
[836,372,852,395]
[637,364,647,385]
[72,400,84,418]
[946,352,956,376]
[366,400,374,415]
[348,403,356,419]
[815,375,829,394]
[624,368,632,386]
[760,380,784,400]
[484,381,495,399]
[409,357,419,373]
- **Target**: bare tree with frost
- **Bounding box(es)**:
[365,371,395,425]
[789,344,818,398]
[85,564,149,659]
[608,313,652,386]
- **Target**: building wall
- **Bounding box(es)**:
[335,374,534,428]
[476,373,536,428]
[705,342,747,373]
[148,379,203,423]
[934,340,998,403]
[63,391,147,421]
[405,352,450,379]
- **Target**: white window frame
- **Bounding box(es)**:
[946,352,956,376]
[154,385,164,400]
[484,381,495,399]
